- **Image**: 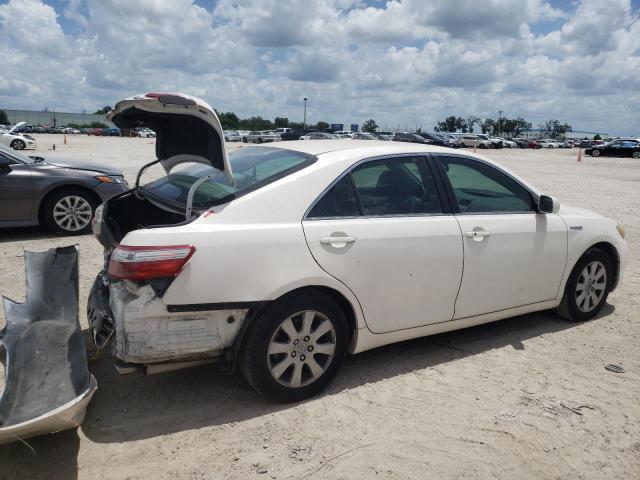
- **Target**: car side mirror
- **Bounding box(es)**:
[538,195,559,214]
[0,157,12,174]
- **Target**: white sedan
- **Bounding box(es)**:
[89,93,628,402]
[0,122,36,150]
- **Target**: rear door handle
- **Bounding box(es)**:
[465,230,491,241]
[320,236,356,248]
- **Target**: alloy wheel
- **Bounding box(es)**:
[53,195,93,232]
[575,260,607,313]
[633,152,640,159]
[267,310,336,388]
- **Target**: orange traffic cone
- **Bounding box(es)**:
[64,134,68,145]
[577,148,582,162]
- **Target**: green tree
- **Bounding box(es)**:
[465,116,480,133]
[541,119,572,139]
[274,117,289,128]
[89,121,107,128]
[434,116,459,132]
[316,121,330,129]
[239,116,273,131]
[593,134,602,140]
[481,118,496,135]
[0,109,8,125]
[94,106,112,114]
[216,111,240,129]
[362,119,378,133]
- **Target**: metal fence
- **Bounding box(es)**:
[1,109,114,127]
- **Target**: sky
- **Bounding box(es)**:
[0,0,639,134]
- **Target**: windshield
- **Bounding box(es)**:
[0,143,37,163]
[142,146,316,208]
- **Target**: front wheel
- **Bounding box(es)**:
[11,139,25,150]
[555,248,612,322]
[633,151,640,159]
[591,149,600,157]
[257,137,263,143]
[242,137,248,143]
[240,291,348,402]
[43,188,97,235]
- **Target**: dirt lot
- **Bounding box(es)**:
[1,135,639,479]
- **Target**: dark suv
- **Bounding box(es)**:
[392,132,431,144]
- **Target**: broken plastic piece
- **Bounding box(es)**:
[0,246,97,445]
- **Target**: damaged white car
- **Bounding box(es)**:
[83,92,628,403]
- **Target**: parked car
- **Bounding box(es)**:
[244,131,280,143]
[224,130,242,142]
[536,139,562,148]
[350,132,375,140]
[476,134,503,148]
[103,128,121,136]
[86,92,629,402]
[392,132,431,144]
[513,138,540,149]
[586,140,640,158]
[300,132,338,140]
[456,134,493,149]
[492,137,517,148]
[0,122,36,150]
[280,129,313,141]
[375,134,393,141]
[415,132,457,148]
[137,128,156,138]
[0,143,128,234]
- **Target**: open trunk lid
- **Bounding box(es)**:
[108,93,232,183]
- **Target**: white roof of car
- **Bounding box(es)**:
[256,139,454,157]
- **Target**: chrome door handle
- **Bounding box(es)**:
[319,236,356,248]
[465,230,491,241]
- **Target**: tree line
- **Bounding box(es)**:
[433,115,572,138]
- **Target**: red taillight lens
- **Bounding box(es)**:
[108,245,195,280]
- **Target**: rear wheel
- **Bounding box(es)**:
[632,151,639,159]
[240,291,348,402]
[10,139,25,150]
[242,137,248,143]
[555,248,612,322]
[43,188,97,235]
[591,149,600,157]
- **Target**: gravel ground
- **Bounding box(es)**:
[1,135,639,480]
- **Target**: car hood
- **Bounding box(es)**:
[108,93,231,182]
[8,121,26,134]
[41,158,123,176]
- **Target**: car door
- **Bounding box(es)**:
[0,153,35,223]
[433,154,567,319]
[302,155,463,333]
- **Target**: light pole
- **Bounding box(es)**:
[497,110,503,136]
[303,97,308,129]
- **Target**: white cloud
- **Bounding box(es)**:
[0,0,638,134]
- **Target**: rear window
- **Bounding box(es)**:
[142,146,315,208]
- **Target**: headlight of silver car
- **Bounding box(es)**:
[96,175,125,184]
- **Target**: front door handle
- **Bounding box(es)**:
[465,230,491,242]
[319,236,356,248]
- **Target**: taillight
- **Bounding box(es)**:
[108,245,195,280]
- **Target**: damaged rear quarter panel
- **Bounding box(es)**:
[109,280,247,364]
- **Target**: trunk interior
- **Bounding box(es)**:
[104,191,186,245]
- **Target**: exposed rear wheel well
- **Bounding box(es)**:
[38,185,102,224]
[583,242,620,289]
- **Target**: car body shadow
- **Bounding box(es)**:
[0,304,614,478]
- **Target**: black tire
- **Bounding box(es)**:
[242,137,248,143]
[239,290,349,402]
[555,248,613,322]
[632,151,640,159]
[42,188,98,235]
[257,137,263,143]
[591,149,600,157]
[11,139,25,150]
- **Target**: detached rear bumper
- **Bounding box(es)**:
[0,246,96,445]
